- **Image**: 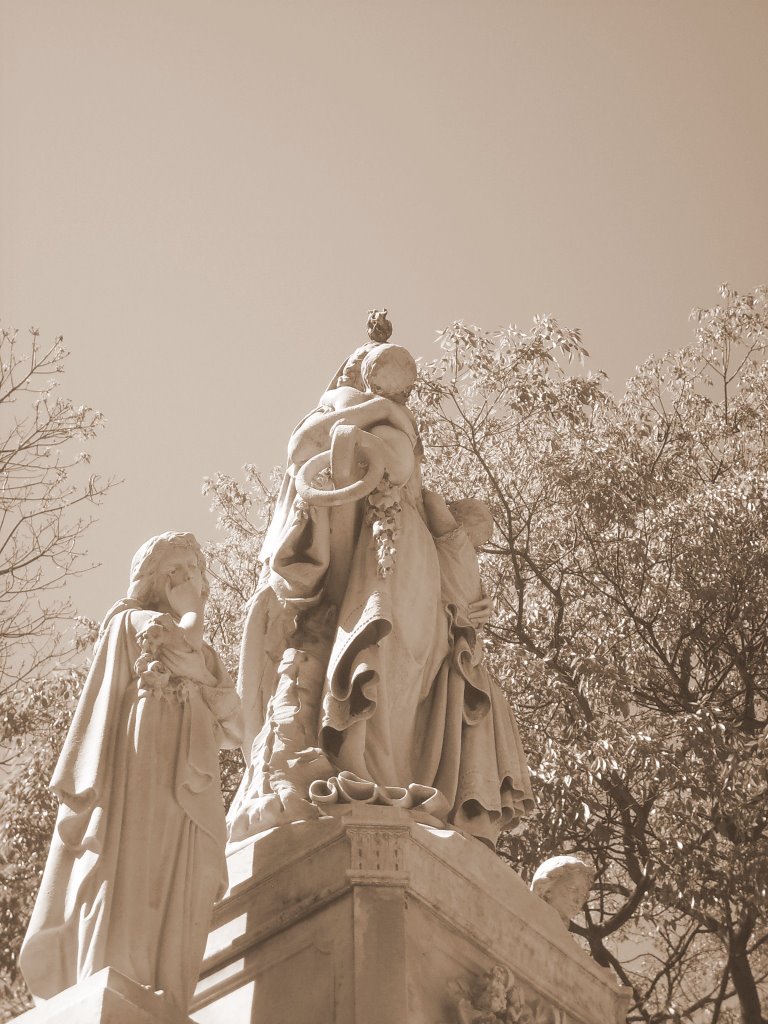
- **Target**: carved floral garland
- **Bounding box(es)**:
[134,617,195,703]
[365,473,402,577]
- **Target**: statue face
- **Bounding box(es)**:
[157,548,204,600]
[368,378,413,404]
[549,874,591,919]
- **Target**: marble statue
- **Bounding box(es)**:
[531,856,595,926]
[19,533,243,1013]
[228,316,533,847]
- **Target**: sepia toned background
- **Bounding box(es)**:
[1,0,766,621]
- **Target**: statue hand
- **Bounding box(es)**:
[165,579,205,618]
[468,595,492,628]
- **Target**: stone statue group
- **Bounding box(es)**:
[17,313,590,1017]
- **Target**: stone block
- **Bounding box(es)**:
[13,967,197,1024]
[192,806,631,1024]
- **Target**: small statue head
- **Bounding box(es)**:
[360,343,417,404]
[334,342,382,391]
[366,309,393,344]
[472,964,510,1013]
[448,498,494,549]
[127,532,209,610]
[531,855,595,925]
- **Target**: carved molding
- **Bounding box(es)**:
[346,823,410,886]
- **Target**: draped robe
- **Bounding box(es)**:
[234,392,533,846]
[19,609,243,1011]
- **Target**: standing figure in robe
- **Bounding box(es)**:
[19,532,243,1013]
[229,321,533,847]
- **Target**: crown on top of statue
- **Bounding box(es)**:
[366,309,393,344]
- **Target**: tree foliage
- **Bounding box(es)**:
[0,328,111,1017]
[0,328,111,702]
[410,285,768,1022]
[0,667,85,1017]
[200,467,280,805]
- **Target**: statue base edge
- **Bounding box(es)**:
[12,967,197,1024]
[192,806,631,1024]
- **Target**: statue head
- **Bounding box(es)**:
[472,964,510,1013]
[448,498,494,548]
[127,532,209,609]
[531,855,595,925]
[360,344,417,404]
[332,342,382,391]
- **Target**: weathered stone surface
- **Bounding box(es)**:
[13,968,197,1024]
[192,806,631,1024]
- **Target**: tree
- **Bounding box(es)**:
[0,328,111,706]
[0,328,111,1016]
[410,285,768,1022]
[0,665,86,1017]
[201,466,280,804]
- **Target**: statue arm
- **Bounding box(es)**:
[288,407,342,465]
[204,653,244,750]
[288,396,416,467]
[422,489,459,538]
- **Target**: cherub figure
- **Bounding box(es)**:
[531,855,595,927]
[291,343,418,508]
[450,965,536,1024]
[423,493,495,633]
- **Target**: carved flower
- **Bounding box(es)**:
[138,620,164,648]
[171,678,194,703]
[292,497,311,523]
[311,466,333,490]
[134,652,153,676]
[364,473,403,573]
[137,658,171,699]
[366,474,403,577]
[368,488,401,512]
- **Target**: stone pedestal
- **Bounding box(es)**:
[192,806,631,1024]
[13,968,197,1024]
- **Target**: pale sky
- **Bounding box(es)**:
[1,0,766,622]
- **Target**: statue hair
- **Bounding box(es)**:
[334,342,383,391]
[360,344,417,396]
[447,498,494,547]
[531,855,594,898]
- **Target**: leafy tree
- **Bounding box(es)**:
[411,284,768,1022]
[0,328,111,1017]
[0,666,86,1017]
[201,467,280,804]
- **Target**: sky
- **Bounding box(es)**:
[1,0,767,622]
